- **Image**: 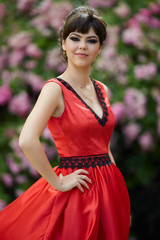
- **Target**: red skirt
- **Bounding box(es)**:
[0,161,130,240]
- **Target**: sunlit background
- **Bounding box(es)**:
[0,0,160,239]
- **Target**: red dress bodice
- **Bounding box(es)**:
[44,78,115,157]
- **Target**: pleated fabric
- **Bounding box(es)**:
[0,78,131,240]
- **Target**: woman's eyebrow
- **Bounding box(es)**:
[70,33,98,39]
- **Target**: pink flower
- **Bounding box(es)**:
[29,166,40,178]
[15,189,24,198]
[134,63,157,80]
[111,102,126,124]
[134,12,150,25]
[49,2,73,32]
[0,46,9,70]
[42,127,54,142]
[138,132,154,151]
[124,88,147,120]
[106,26,120,47]
[1,70,13,84]
[0,199,7,211]
[42,143,57,160]
[0,85,12,106]
[0,23,3,34]
[127,17,140,28]
[5,128,16,138]
[88,0,117,8]
[102,47,117,59]
[116,56,128,73]
[122,27,144,48]
[149,2,160,14]
[149,17,160,29]
[45,47,67,73]
[17,0,35,12]
[25,43,42,58]
[15,175,28,184]
[1,173,14,187]
[9,139,29,170]
[157,50,160,62]
[8,91,31,117]
[25,60,37,69]
[0,4,6,19]
[123,123,141,142]
[30,16,52,36]
[139,8,151,16]
[114,3,130,18]
[8,49,26,67]
[117,74,128,85]
[6,155,21,174]
[37,0,52,14]
[156,104,160,116]
[30,2,73,35]
[24,72,44,92]
[8,32,32,49]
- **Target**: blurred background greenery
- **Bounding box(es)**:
[0,0,160,239]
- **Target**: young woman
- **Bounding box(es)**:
[0,6,130,240]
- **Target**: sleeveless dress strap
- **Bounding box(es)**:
[43,78,64,88]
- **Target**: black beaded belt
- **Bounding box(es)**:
[59,153,112,169]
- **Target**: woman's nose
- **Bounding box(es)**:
[79,40,87,49]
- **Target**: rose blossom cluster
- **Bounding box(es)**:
[114,2,130,18]
[122,122,141,145]
[0,199,7,211]
[89,0,118,8]
[134,62,157,80]
[124,88,147,120]
[8,91,31,118]
[151,88,160,137]
[96,26,130,85]
[111,102,126,124]
[122,1,160,49]
[29,1,73,35]
[7,31,42,67]
[0,3,6,33]
[138,131,155,152]
[0,85,12,106]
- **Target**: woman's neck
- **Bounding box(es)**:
[59,64,91,88]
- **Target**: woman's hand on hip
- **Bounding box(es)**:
[58,169,92,193]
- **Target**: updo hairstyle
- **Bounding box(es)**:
[59,6,107,62]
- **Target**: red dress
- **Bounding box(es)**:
[0,78,130,240]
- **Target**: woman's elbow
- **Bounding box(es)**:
[19,135,29,150]
[19,133,37,150]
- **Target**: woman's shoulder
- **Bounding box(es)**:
[43,78,63,88]
[41,78,63,100]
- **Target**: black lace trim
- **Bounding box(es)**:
[59,154,112,169]
[56,78,108,127]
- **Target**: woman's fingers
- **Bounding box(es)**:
[78,179,90,190]
[58,169,92,193]
[76,169,90,175]
[77,182,84,193]
[78,174,92,183]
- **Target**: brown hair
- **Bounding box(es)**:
[59,6,107,62]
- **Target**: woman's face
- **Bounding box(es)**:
[62,27,102,68]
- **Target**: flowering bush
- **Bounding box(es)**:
[0,0,160,238]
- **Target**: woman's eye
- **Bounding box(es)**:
[88,39,98,44]
[70,37,79,42]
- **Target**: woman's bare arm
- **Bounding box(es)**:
[19,82,64,190]
[19,82,91,193]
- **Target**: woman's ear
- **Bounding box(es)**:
[62,39,66,51]
[98,46,102,55]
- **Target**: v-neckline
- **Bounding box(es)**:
[56,77,109,127]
